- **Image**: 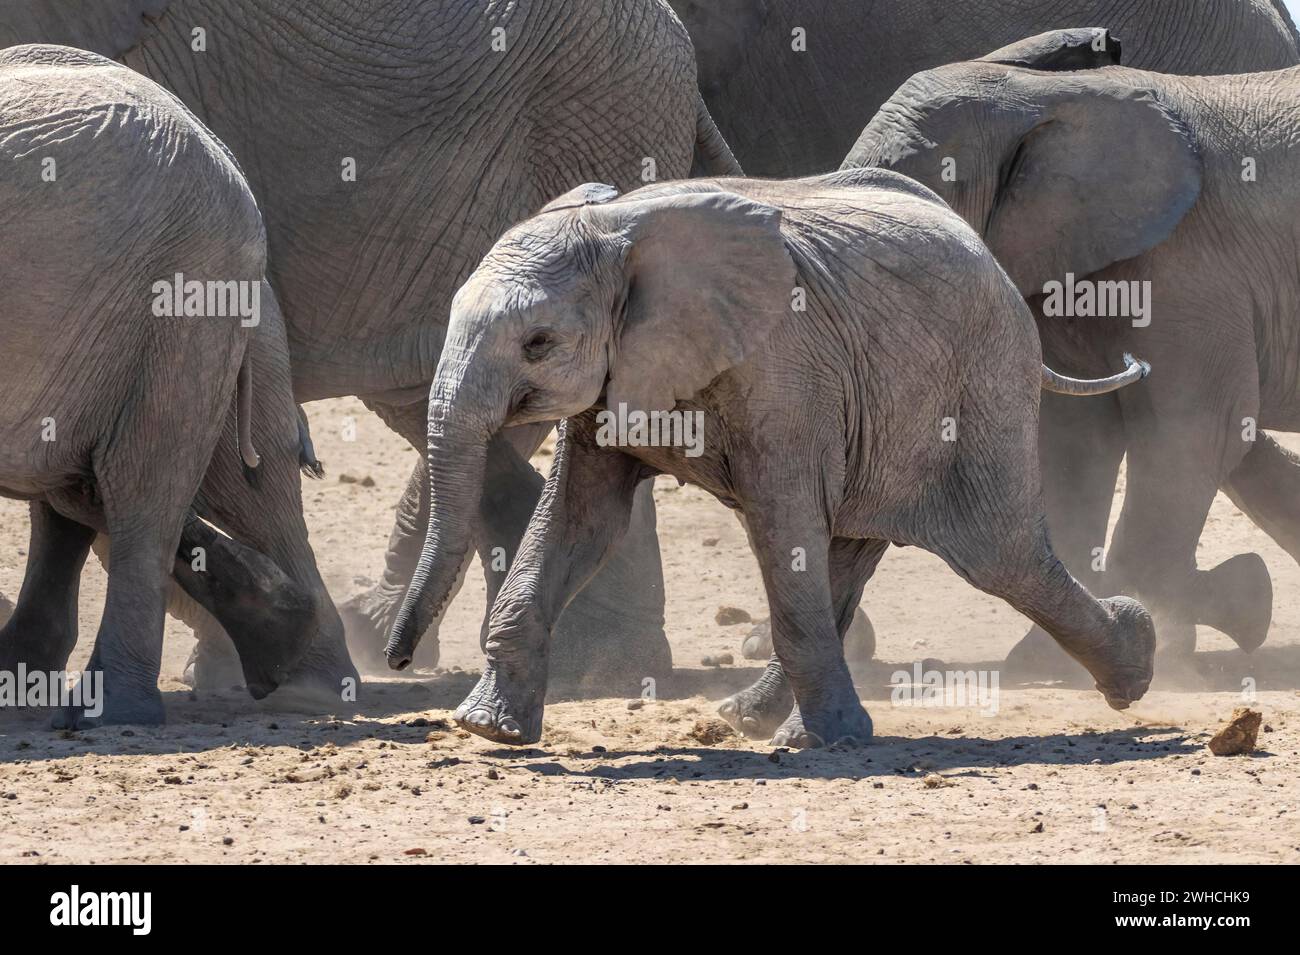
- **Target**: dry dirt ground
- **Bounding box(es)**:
[1,398,1297,864]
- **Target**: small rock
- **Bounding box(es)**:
[486,768,500,780]
[626,699,644,711]
[468,816,487,825]
[222,837,234,846]
[1208,707,1262,756]
[689,718,735,746]
[1030,821,1044,834]
[714,606,752,626]
[922,774,951,789]
[702,537,719,547]
[404,847,428,856]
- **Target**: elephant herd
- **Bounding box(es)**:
[0,0,1297,748]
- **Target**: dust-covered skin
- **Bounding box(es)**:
[0,0,722,692]
[386,169,1164,748]
[668,0,1300,176]
[1,402,1297,862]
[844,30,1300,684]
[0,45,322,726]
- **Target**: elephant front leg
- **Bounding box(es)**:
[1105,363,1264,665]
[721,537,885,740]
[455,415,648,745]
[738,517,874,749]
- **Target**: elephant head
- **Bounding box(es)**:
[384,182,796,667]
[844,27,1203,297]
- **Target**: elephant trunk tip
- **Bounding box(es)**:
[383,620,416,671]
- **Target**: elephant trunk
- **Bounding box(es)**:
[1040,353,1150,397]
[385,361,503,669]
[692,93,744,177]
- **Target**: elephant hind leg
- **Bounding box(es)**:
[59,469,206,728]
[1224,433,1300,559]
[936,507,1155,711]
[0,501,95,675]
[1007,390,1126,684]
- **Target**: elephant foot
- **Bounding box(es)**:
[340,586,440,674]
[770,693,873,749]
[1004,626,1090,686]
[717,661,794,739]
[182,633,246,692]
[454,663,545,745]
[740,620,771,661]
[1196,553,1272,653]
[52,683,165,730]
[0,591,13,628]
[1065,597,1156,710]
[548,599,671,697]
[740,608,875,665]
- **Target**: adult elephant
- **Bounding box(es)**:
[668,0,1300,176]
[844,27,1300,678]
[0,0,735,693]
[680,0,1300,670]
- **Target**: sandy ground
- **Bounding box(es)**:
[0,398,1297,864]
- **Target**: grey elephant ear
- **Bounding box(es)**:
[589,190,795,415]
[538,183,620,214]
[980,28,1121,71]
[0,1,172,59]
[985,84,1201,297]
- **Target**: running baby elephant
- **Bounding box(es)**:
[0,45,331,725]
[384,168,1157,748]
[844,27,1300,677]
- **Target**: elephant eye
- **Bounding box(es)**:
[523,329,556,361]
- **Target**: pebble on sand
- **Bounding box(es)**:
[689,719,736,746]
[714,606,752,626]
[1207,707,1263,756]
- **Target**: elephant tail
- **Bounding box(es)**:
[237,350,261,474]
[1040,353,1150,397]
[691,92,744,177]
[296,404,324,479]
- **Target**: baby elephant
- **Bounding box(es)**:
[385,168,1157,748]
[0,46,312,725]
